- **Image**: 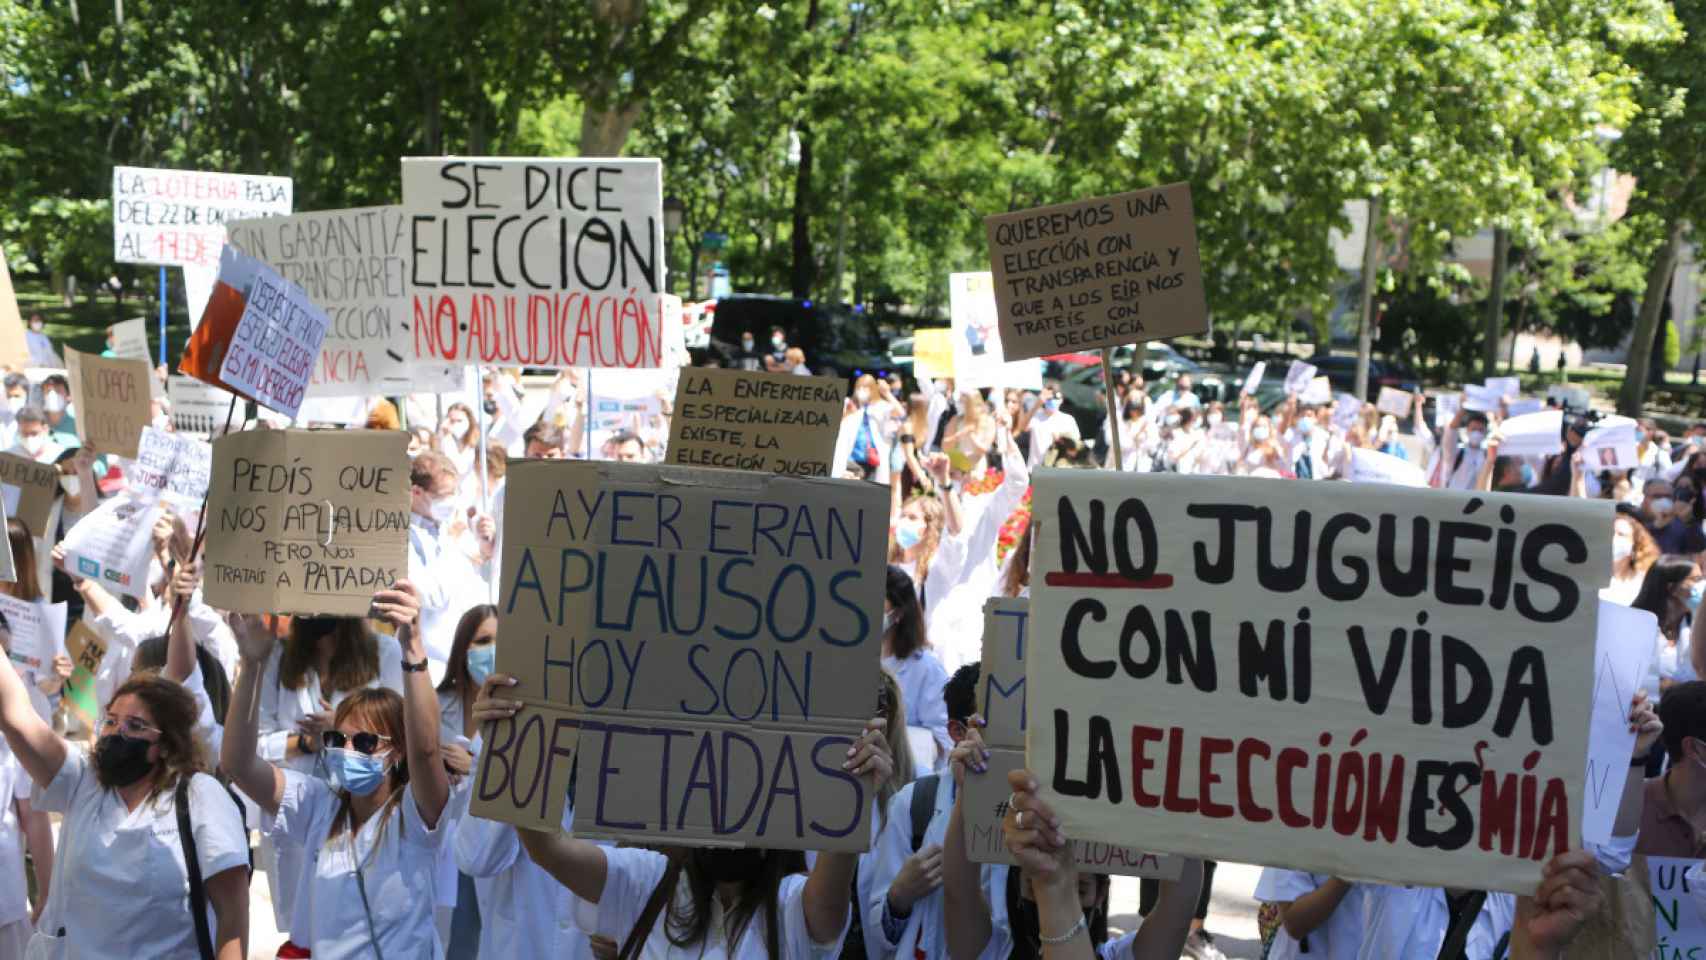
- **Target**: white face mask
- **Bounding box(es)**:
[1207,413,1223,428]
[1466,430,1486,448]
[447,418,469,436]
[5,397,21,413]
[21,434,45,455]
[42,392,64,414]
[1652,497,1675,514]
[856,389,871,404]
[1251,426,1270,442]
[429,497,457,526]
[1612,533,1633,562]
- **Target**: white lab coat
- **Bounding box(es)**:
[455,792,594,960]
[1253,870,1364,960]
[921,451,1029,674]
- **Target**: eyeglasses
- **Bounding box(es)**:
[99,716,160,737]
[322,731,392,755]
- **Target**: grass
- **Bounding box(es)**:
[13,274,194,362]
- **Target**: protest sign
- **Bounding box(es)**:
[963,598,1181,878]
[949,273,1042,390]
[166,376,242,440]
[0,596,64,674]
[1463,384,1502,413]
[1649,858,1706,957]
[1029,471,1608,893]
[179,245,330,419]
[1583,416,1639,472]
[109,318,151,361]
[1331,394,1363,431]
[0,454,61,538]
[1242,361,1266,396]
[400,157,665,370]
[65,347,152,459]
[473,460,887,850]
[913,329,954,380]
[1547,385,1591,411]
[985,183,1207,360]
[1506,398,1544,417]
[1301,376,1332,406]
[229,206,462,397]
[61,495,159,600]
[1348,447,1428,488]
[0,245,30,370]
[1434,393,1461,430]
[111,166,293,270]
[204,429,409,616]
[126,426,212,512]
[1497,410,1564,459]
[1581,602,1655,846]
[666,368,843,477]
[1283,361,1317,396]
[1485,377,1521,400]
[1376,387,1414,417]
[62,621,106,726]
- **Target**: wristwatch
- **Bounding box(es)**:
[1631,753,1651,768]
[296,731,316,755]
[401,657,430,674]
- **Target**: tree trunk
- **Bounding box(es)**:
[578,99,645,157]
[789,123,815,300]
[1618,216,1688,417]
[1482,227,1509,380]
[1354,196,1382,399]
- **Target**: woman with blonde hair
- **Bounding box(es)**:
[437,402,479,478]
[889,494,946,599]
[942,390,997,469]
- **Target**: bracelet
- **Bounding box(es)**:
[401,657,430,673]
[1038,914,1087,946]
[1632,753,1651,768]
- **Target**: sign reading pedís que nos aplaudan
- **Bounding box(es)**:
[400,158,664,370]
[963,598,1182,878]
[472,460,887,850]
[1028,471,1608,894]
[984,183,1207,361]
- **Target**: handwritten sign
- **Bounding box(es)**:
[666,368,843,477]
[65,348,152,459]
[0,454,60,537]
[963,598,1181,878]
[1649,858,1706,958]
[62,621,106,725]
[108,318,151,361]
[1582,602,1655,846]
[1028,471,1607,894]
[949,273,1042,390]
[1377,388,1413,418]
[204,429,409,615]
[166,376,242,440]
[0,245,30,369]
[127,426,212,511]
[178,245,329,418]
[228,207,461,397]
[472,461,887,849]
[400,157,664,370]
[1332,394,1363,431]
[111,166,292,269]
[0,596,63,673]
[1434,394,1461,430]
[985,183,1207,360]
[1463,384,1502,414]
[1284,361,1317,396]
[913,329,954,379]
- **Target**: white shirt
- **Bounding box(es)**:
[1150,388,1201,416]
[267,769,450,960]
[1253,870,1363,960]
[1355,885,1514,960]
[881,650,951,768]
[578,846,847,960]
[409,516,487,683]
[1026,410,1079,467]
[33,751,249,958]
[922,451,1029,673]
[455,792,593,960]
[0,743,30,926]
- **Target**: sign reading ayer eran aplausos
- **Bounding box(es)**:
[473,460,888,849]
[1028,471,1608,894]
[985,182,1208,360]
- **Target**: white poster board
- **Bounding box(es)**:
[1582,417,1639,472]
[1580,602,1655,846]
[108,318,151,361]
[1497,411,1564,459]
[948,273,1042,390]
[61,495,160,600]
[1283,361,1317,395]
[1242,361,1266,396]
[1349,447,1428,488]
[112,166,293,270]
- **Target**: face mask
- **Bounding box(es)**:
[771,336,785,349]
[21,434,44,455]
[94,733,155,788]
[482,399,498,416]
[856,389,871,404]
[42,392,63,414]
[317,746,389,797]
[1636,430,1647,444]
[1165,414,1181,428]
[1297,419,1314,437]
[429,497,458,526]
[1612,534,1633,562]
[694,847,769,885]
[1466,430,1486,448]
[894,519,924,550]
[448,419,469,436]
[5,397,21,413]
[742,337,754,349]
[1520,464,1536,487]
[1690,580,1706,610]
[1043,398,1059,413]
[1652,497,1675,514]
[1251,426,1270,442]
[465,644,496,686]
[1207,413,1223,428]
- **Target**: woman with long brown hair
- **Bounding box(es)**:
[224,581,451,958]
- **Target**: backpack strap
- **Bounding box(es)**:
[175,776,216,960]
[910,774,940,853]
[618,858,682,960]
[1435,889,1488,960]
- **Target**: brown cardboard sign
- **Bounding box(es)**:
[984,183,1207,360]
[666,368,844,478]
[474,460,888,851]
[0,454,61,538]
[0,244,30,369]
[65,347,153,460]
[204,429,410,615]
[961,598,1182,878]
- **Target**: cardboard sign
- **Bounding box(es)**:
[1284,361,1317,396]
[1331,394,1363,431]
[473,461,887,850]
[1348,447,1428,488]
[111,166,292,270]
[61,495,159,600]
[1242,361,1266,396]
[1649,858,1706,956]
[166,376,242,440]
[1582,602,1655,846]
[0,596,63,674]
[949,273,1042,390]
[65,348,152,459]
[179,245,329,419]
[0,454,61,538]
[228,207,461,398]
[62,620,106,726]
[963,598,1181,878]
[913,329,954,380]
[1462,384,1502,413]
[204,429,410,615]
[126,426,212,511]
[109,318,151,361]
[0,245,30,369]
[400,157,664,370]
[1376,387,1414,418]
[985,183,1207,360]
[666,368,844,477]
[1028,471,1608,894]
[1434,394,1461,430]
[1485,377,1521,400]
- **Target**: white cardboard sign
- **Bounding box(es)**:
[1349,447,1428,488]
[1283,361,1317,395]
[949,273,1042,390]
[108,318,151,361]
[1580,602,1655,846]
[1242,361,1266,396]
[112,166,292,270]
[215,246,331,419]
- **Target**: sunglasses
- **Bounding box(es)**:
[322,731,392,755]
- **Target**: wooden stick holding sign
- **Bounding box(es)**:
[1101,347,1123,471]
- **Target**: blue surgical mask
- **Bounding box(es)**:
[1690,580,1706,611]
[1043,398,1059,413]
[466,644,496,686]
[1520,464,1536,487]
[1297,419,1314,437]
[317,747,389,797]
[894,519,923,550]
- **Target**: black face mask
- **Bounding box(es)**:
[694,847,768,885]
[483,399,498,416]
[94,734,155,788]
